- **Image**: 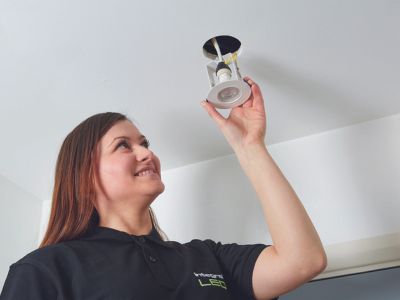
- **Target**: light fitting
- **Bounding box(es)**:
[202,35,251,109]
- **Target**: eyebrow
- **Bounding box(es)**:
[108,135,146,148]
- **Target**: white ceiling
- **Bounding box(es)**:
[1,0,399,201]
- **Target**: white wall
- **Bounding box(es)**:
[153,113,400,247]
[281,266,400,300]
[0,175,42,290]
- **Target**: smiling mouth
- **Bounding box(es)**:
[134,170,158,177]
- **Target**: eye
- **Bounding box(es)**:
[115,138,150,150]
[116,140,131,150]
[141,138,150,149]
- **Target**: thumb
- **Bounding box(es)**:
[201,100,226,128]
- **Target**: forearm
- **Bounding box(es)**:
[233,142,327,270]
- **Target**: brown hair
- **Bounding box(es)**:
[39,112,168,248]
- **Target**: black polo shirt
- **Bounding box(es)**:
[1,223,278,300]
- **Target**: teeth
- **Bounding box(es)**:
[137,170,155,176]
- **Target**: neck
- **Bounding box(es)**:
[98,204,153,236]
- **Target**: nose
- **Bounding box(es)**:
[135,145,153,162]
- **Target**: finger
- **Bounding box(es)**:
[243,76,252,82]
[243,76,256,88]
[251,83,265,110]
[244,77,264,110]
[244,76,256,90]
[201,100,226,128]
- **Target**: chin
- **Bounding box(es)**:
[149,181,165,195]
[157,182,166,194]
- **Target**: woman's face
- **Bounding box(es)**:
[93,120,165,207]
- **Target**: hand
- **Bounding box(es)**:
[201,76,267,150]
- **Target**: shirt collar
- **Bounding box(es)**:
[80,221,174,249]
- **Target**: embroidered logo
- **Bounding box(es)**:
[193,272,227,289]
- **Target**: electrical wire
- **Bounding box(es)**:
[211,38,223,62]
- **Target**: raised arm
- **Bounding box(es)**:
[201,76,327,300]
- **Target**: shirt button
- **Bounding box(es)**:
[149,255,157,263]
[138,237,146,243]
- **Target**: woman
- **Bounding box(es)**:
[1,77,327,300]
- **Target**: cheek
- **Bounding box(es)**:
[99,157,135,179]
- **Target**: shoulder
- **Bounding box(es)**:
[12,243,64,265]
[184,238,269,253]
[180,238,270,263]
[1,245,68,298]
[178,238,218,252]
[4,244,66,289]
[10,240,80,272]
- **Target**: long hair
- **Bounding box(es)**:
[39,112,168,248]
